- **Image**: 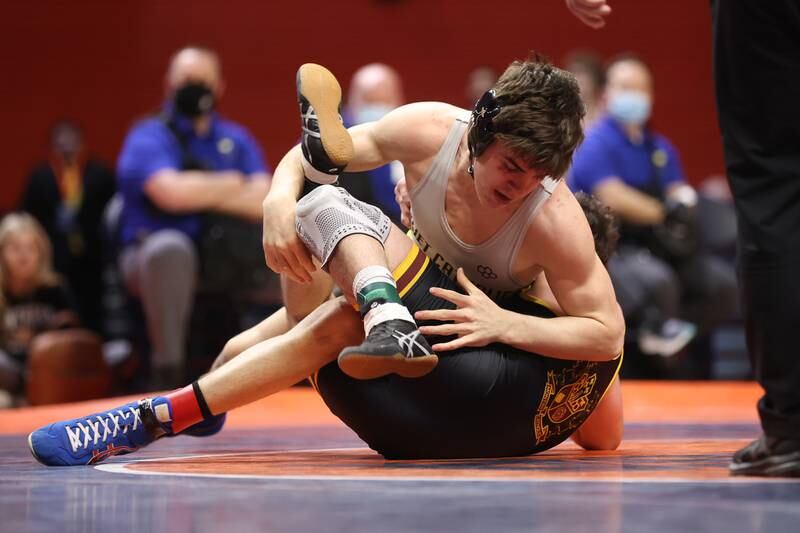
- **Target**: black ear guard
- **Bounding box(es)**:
[467,89,502,177]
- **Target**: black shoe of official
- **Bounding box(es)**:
[729,434,800,477]
[296,63,353,181]
[338,319,438,380]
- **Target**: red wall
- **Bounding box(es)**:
[1,0,722,210]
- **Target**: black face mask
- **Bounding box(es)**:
[173,82,216,118]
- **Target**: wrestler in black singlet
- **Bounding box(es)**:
[312,245,621,459]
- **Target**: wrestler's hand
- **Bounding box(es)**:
[415,267,512,351]
[394,178,413,228]
[261,194,315,284]
[565,0,612,29]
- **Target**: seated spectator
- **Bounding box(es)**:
[0,213,80,405]
[340,63,406,223]
[20,120,116,335]
[116,46,270,389]
[569,54,738,376]
[563,50,606,130]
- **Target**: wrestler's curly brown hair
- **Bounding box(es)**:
[469,52,585,179]
[575,192,619,265]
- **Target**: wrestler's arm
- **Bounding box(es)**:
[265,101,448,201]
[343,102,453,176]
[500,196,625,360]
[262,102,456,282]
[211,307,294,370]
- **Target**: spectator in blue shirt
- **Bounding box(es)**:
[116,46,270,389]
[569,54,737,373]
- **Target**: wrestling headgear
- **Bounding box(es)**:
[467,89,502,177]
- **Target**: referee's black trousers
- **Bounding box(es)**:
[713,0,800,439]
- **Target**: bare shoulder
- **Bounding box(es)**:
[374,102,468,165]
[527,181,596,269]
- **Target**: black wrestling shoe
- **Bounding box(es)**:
[296,63,353,182]
[338,319,438,380]
[729,434,800,477]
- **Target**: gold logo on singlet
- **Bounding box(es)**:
[533,368,598,445]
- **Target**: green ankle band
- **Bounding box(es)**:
[357,282,403,315]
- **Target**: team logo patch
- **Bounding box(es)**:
[652,148,668,168]
[476,265,498,280]
[533,362,600,446]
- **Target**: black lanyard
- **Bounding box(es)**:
[160,115,213,171]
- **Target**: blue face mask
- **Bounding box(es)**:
[353,104,393,125]
[607,90,651,126]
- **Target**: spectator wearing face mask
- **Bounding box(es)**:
[568,54,738,377]
[115,46,271,389]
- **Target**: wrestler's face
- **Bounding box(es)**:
[472,142,545,208]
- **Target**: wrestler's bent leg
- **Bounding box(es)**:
[28,297,363,466]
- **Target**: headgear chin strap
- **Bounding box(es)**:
[467,89,502,177]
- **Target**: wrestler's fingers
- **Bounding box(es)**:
[394,179,412,228]
[263,240,278,267]
[414,308,466,322]
[566,0,609,28]
[400,210,412,229]
[428,286,470,305]
[432,333,483,352]
[291,240,317,275]
[571,0,610,14]
[282,249,313,284]
[281,266,306,285]
[455,268,481,295]
[265,247,286,273]
[418,323,466,337]
[578,14,606,28]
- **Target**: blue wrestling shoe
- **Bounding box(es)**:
[28,397,173,466]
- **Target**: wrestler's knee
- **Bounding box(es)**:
[573,427,622,451]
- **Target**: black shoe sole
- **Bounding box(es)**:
[338,351,439,380]
[296,63,353,167]
[729,450,800,477]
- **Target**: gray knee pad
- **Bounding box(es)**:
[296,185,391,266]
